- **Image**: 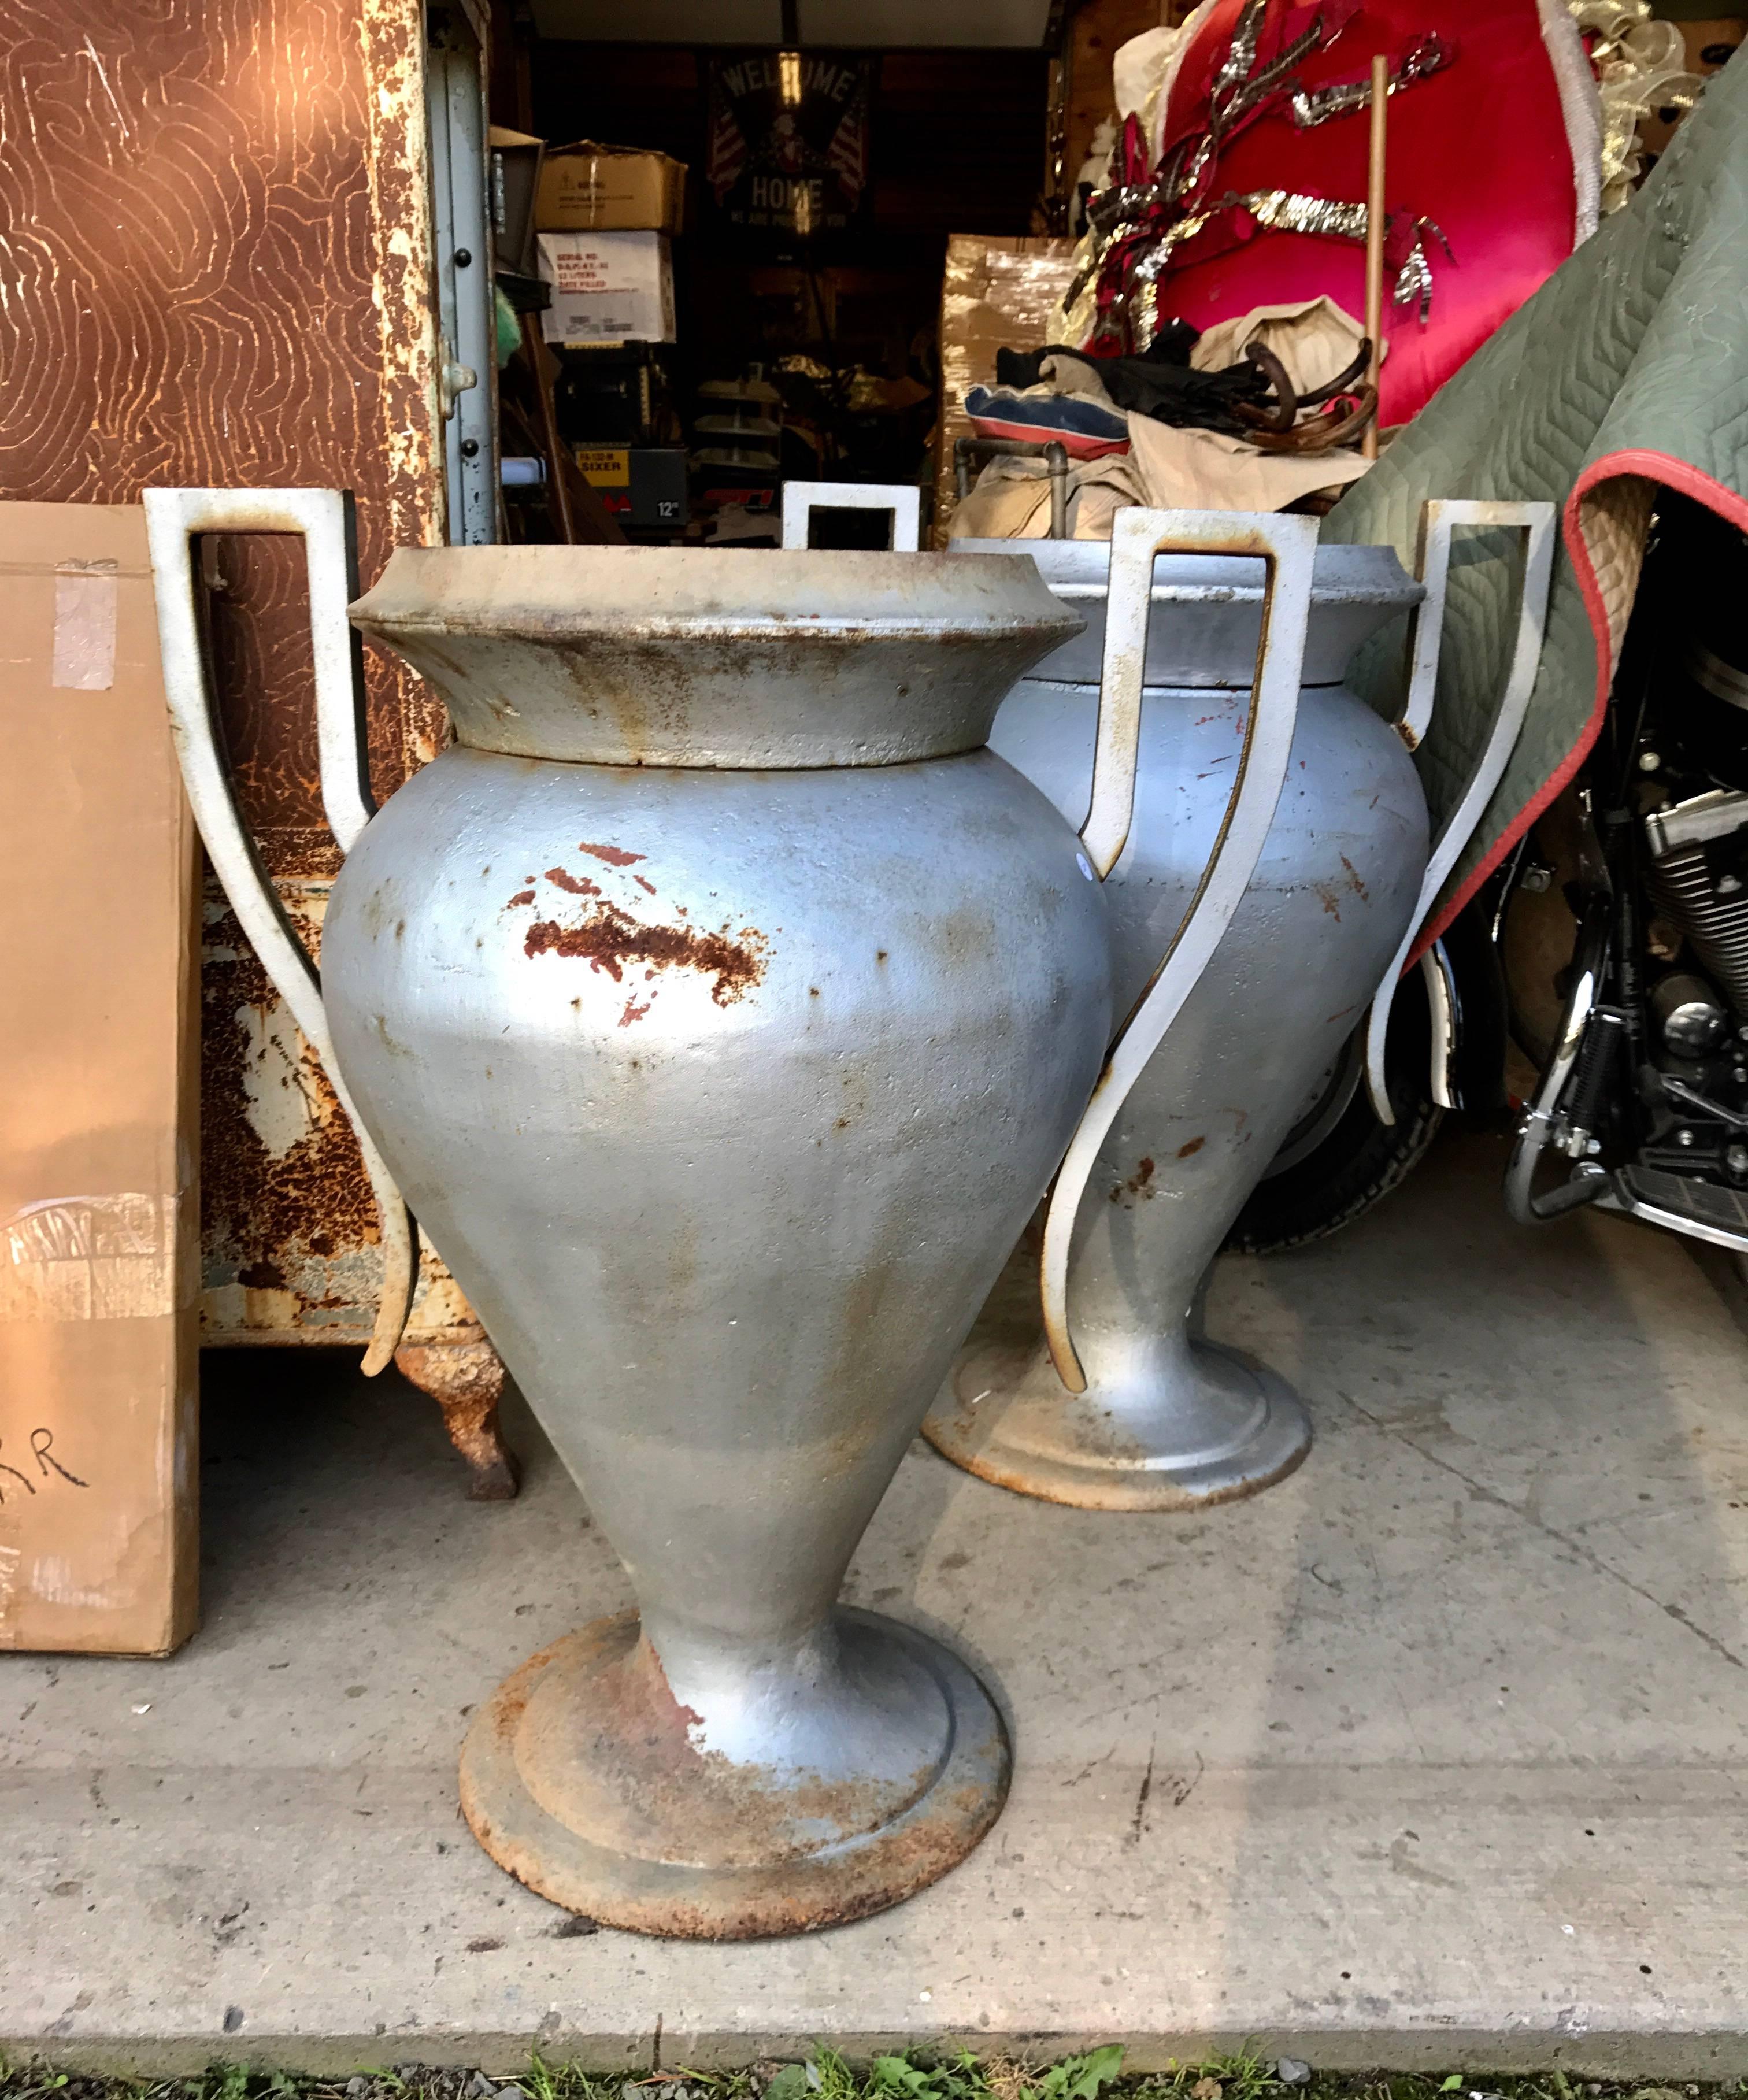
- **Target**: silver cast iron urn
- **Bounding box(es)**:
[144,489,1121,1940]
[925,500,1555,1511]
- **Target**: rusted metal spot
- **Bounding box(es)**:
[201,895,382,1330]
[524,903,767,1008]
[1110,1155,1161,1205]
[1338,853,1371,903]
[545,866,601,897]
[1175,1138,1203,1159]
[633,873,657,896]
[506,888,535,908]
[577,840,646,868]
[394,1335,519,1501]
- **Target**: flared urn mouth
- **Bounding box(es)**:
[953,538,1423,690]
[350,543,1084,769]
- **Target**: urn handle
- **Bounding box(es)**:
[780,480,922,553]
[1040,505,1320,1395]
[142,487,417,1375]
[1363,498,1557,1123]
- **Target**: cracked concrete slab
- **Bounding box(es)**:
[6,1131,1748,2076]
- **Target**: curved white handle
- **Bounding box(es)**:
[142,487,417,1375]
[1365,498,1557,1123]
[1041,505,1319,1394]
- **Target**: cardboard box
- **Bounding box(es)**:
[933,234,1078,545]
[0,502,200,1656]
[537,140,687,235]
[490,125,546,279]
[538,230,676,347]
[575,445,688,530]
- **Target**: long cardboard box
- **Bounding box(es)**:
[0,502,200,1655]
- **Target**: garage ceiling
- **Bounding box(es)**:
[527,0,1058,46]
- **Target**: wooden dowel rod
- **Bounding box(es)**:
[1362,52,1388,462]
[520,310,579,545]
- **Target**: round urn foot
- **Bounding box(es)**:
[459,1607,1009,1940]
[924,1324,1311,1513]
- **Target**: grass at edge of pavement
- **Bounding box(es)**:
[0,2049,1739,2100]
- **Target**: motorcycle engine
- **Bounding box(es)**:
[1628,501,1748,1206]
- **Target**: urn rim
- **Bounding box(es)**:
[350,542,1082,643]
[348,544,1086,770]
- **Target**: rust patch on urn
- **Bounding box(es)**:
[545,866,602,897]
[577,840,646,868]
[1110,1155,1161,1205]
[525,902,768,1007]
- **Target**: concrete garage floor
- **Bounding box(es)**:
[9,1129,1748,2079]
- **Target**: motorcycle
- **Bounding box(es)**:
[1236,491,1748,1261]
[1503,493,1748,1247]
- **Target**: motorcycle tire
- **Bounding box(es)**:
[1226,968,1442,1254]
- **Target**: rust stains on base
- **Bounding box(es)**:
[460,1614,1008,1942]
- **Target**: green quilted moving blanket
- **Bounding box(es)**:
[1326,49,1748,943]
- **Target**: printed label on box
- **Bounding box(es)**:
[576,449,631,487]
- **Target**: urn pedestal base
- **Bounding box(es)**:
[459,1608,1010,1941]
[922,1247,1310,1512]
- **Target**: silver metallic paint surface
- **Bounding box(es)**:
[951,538,1420,690]
[350,543,1082,768]
[320,566,1112,1923]
[925,553,1430,1508]
[329,741,1109,1654]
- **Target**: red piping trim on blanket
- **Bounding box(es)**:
[1408,449,1748,967]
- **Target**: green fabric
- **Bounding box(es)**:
[1324,50,1748,930]
[495,286,523,370]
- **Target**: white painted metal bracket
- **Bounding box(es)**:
[1365,498,1557,1124]
[1042,505,1319,1394]
[781,480,922,551]
[142,487,417,1375]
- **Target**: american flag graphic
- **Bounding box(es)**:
[825,101,866,202]
[707,102,746,203]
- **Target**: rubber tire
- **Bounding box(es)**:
[1226,971,1443,1254]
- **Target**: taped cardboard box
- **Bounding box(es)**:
[933,234,1077,545]
[0,502,199,1656]
[538,230,676,346]
[537,140,687,235]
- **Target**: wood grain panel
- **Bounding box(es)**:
[0,0,449,1340]
[0,0,445,868]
